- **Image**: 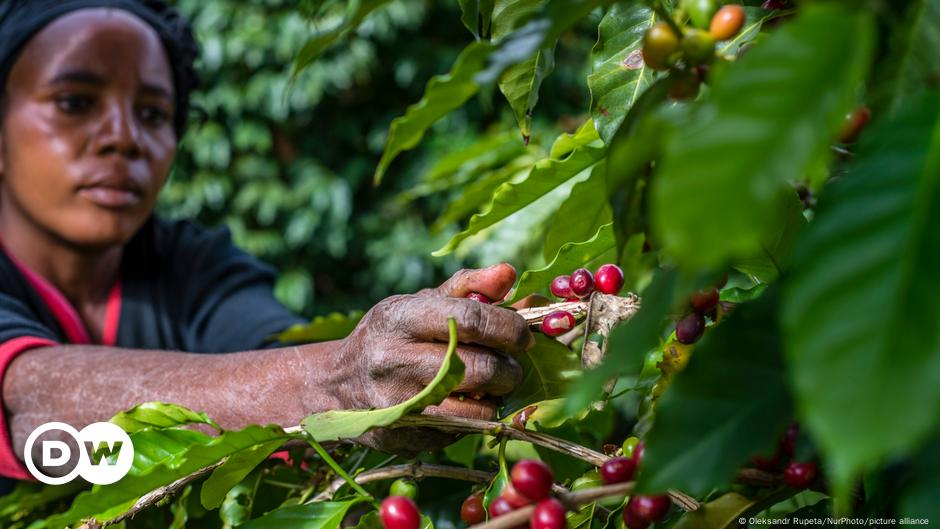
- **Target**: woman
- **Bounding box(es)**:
[0,0,531,488]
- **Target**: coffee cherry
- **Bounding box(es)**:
[501,482,532,508]
[659,341,693,374]
[631,441,646,466]
[780,423,799,458]
[676,312,705,344]
[600,457,636,484]
[550,275,575,299]
[629,494,671,522]
[510,459,554,502]
[622,436,640,459]
[643,22,680,71]
[682,29,716,65]
[668,70,701,100]
[623,506,651,529]
[594,264,625,294]
[541,310,576,337]
[710,5,746,40]
[837,105,871,144]
[390,478,418,500]
[569,268,595,298]
[531,498,566,529]
[690,287,720,313]
[783,461,818,489]
[684,0,718,29]
[460,492,485,525]
[380,496,421,529]
[466,292,493,303]
[489,496,515,517]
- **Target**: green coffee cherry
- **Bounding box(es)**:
[682,29,716,65]
[389,478,418,500]
[683,0,718,28]
[622,436,640,460]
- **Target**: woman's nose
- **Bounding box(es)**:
[93,101,143,158]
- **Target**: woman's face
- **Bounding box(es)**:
[0,8,177,249]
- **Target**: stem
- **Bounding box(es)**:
[306,437,378,507]
[311,463,493,502]
[392,414,608,466]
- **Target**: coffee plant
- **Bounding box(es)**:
[2,0,939,527]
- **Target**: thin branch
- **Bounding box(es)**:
[392,414,608,466]
[311,463,493,502]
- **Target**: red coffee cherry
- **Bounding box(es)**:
[379,496,421,529]
[600,457,636,484]
[837,106,871,144]
[629,494,671,522]
[466,292,492,303]
[676,312,706,344]
[510,459,554,502]
[569,268,595,298]
[501,482,532,508]
[489,496,515,517]
[623,505,651,529]
[780,422,799,458]
[690,287,719,313]
[541,311,576,337]
[550,275,575,299]
[531,498,566,529]
[710,4,746,40]
[460,492,485,525]
[631,441,646,466]
[783,461,818,489]
[594,264,625,295]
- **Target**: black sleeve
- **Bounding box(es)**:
[0,293,59,345]
[162,221,306,353]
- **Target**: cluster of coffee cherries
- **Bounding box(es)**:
[750,423,821,490]
[380,481,422,529]
[673,274,726,346]
[642,1,747,100]
[463,459,565,528]
[540,264,625,337]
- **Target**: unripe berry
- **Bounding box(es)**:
[622,436,640,459]
[569,268,595,298]
[710,5,746,40]
[684,0,718,29]
[783,461,818,489]
[530,498,566,529]
[466,292,492,303]
[659,341,693,374]
[380,496,421,529]
[594,264,625,294]
[682,29,715,65]
[510,459,554,502]
[550,275,575,299]
[541,311,575,337]
[489,496,515,517]
[389,478,418,500]
[838,106,871,144]
[676,312,706,344]
[643,22,680,71]
[668,70,701,101]
[690,287,720,313]
[600,457,636,484]
[460,492,485,525]
[501,482,532,508]
[623,506,651,529]
[629,494,671,522]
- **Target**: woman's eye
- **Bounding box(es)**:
[54,94,94,114]
[139,105,170,126]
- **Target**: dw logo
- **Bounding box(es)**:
[24,422,134,485]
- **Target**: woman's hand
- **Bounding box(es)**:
[330,263,533,454]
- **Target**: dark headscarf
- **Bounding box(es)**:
[0,0,199,137]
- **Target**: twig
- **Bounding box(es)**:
[515,300,589,325]
[311,463,492,502]
[470,482,634,529]
[76,459,225,529]
[392,414,608,466]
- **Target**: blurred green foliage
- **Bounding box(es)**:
[160,0,596,316]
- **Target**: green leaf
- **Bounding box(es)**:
[499,47,556,140]
[650,5,874,270]
[550,118,601,160]
[220,471,261,529]
[276,311,365,343]
[731,192,807,283]
[292,0,393,75]
[444,434,482,468]
[129,428,213,476]
[502,334,581,416]
[434,142,605,256]
[543,163,613,261]
[900,436,940,524]
[459,0,496,39]
[588,3,656,144]
[374,42,494,185]
[782,92,940,499]
[236,498,368,529]
[433,155,534,231]
[870,0,940,113]
[45,425,292,529]
[638,291,792,496]
[201,439,285,509]
[565,268,679,415]
[109,402,220,434]
[302,319,465,442]
[505,222,616,305]
[672,492,756,529]
[714,7,776,57]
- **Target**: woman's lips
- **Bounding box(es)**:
[78,186,143,208]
